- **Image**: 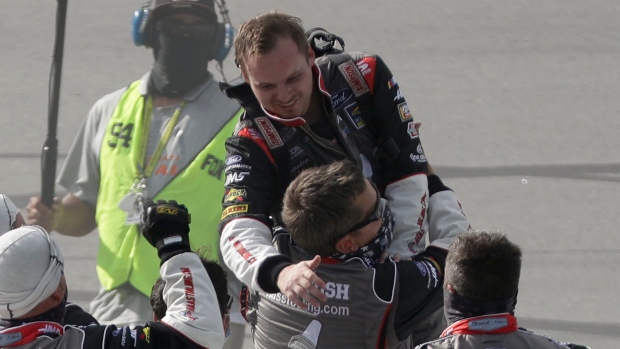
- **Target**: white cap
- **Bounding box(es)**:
[0,195,20,235]
[0,226,64,319]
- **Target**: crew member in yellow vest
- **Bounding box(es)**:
[26,1,243,338]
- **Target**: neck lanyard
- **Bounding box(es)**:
[136,96,186,179]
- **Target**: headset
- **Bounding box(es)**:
[131,0,235,63]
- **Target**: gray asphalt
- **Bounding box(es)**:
[2,1,619,348]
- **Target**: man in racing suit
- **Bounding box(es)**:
[219,11,451,311]
[245,160,470,348]
[415,231,591,349]
[0,200,227,349]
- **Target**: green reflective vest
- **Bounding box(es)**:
[96,79,240,295]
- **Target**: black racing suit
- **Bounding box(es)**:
[219,51,443,294]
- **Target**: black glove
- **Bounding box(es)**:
[140,200,192,264]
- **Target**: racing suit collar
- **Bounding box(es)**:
[259,63,330,127]
[441,313,518,337]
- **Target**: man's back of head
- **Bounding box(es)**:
[445,230,521,301]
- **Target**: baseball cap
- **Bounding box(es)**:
[0,226,64,319]
[151,0,217,24]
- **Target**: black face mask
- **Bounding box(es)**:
[0,290,68,327]
[149,26,213,98]
[331,203,394,267]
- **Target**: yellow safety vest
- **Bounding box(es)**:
[96,79,241,295]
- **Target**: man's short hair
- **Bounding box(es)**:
[150,247,229,320]
[445,231,521,300]
[282,160,367,256]
[234,11,310,70]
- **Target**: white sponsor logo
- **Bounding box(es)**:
[394,88,404,101]
[323,282,350,300]
[225,171,250,185]
[225,155,242,165]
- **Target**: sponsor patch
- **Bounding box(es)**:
[289,145,303,159]
[225,171,250,185]
[225,188,247,202]
[141,327,150,343]
[0,333,22,347]
[407,122,419,139]
[414,261,427,276]
[255,117,283,148]
[339,61,369,96]
[468,317,509,331]
[331,88,354,109]
[345,103,366,129]
[221,204,249,219]
[394,88,404,101]
[156,207,178,215]
[398,102,413,122]
[388,77,398,89]
[225,155,242,165]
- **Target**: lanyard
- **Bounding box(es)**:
[136,96,186,179]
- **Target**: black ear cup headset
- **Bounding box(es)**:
[131,0,235,63]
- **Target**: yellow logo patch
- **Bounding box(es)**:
[156,207,178,215]
[221,205,249,219]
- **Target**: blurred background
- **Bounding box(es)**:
[1,1,618,347]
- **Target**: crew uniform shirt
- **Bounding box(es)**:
[0,252,226,349]
[57,72,241,301]
[415,313,573,349]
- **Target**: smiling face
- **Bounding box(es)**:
[241,36,316,119]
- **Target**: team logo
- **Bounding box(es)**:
[225,188,247,202]
[289,146,303,159]
[345,103,366,129]
[331,88,354,109]
[355,57,375,76]
[398,102,412,122]
[339,61,369,96]
[255,117,283,148]
[225,155,242,165]
[225,171,250,185]
[407,122,419,139]
[156,207,178,215]
[394,88,404,101]
[221,204,249,219]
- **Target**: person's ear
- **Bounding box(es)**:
[240,67,249,82]
[307,44,316,64]
[335,235,357,253]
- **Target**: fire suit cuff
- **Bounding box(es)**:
[427,174,452,196]
[415,246,448,267]
[145,321,174,349]
[257,254,293,293]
